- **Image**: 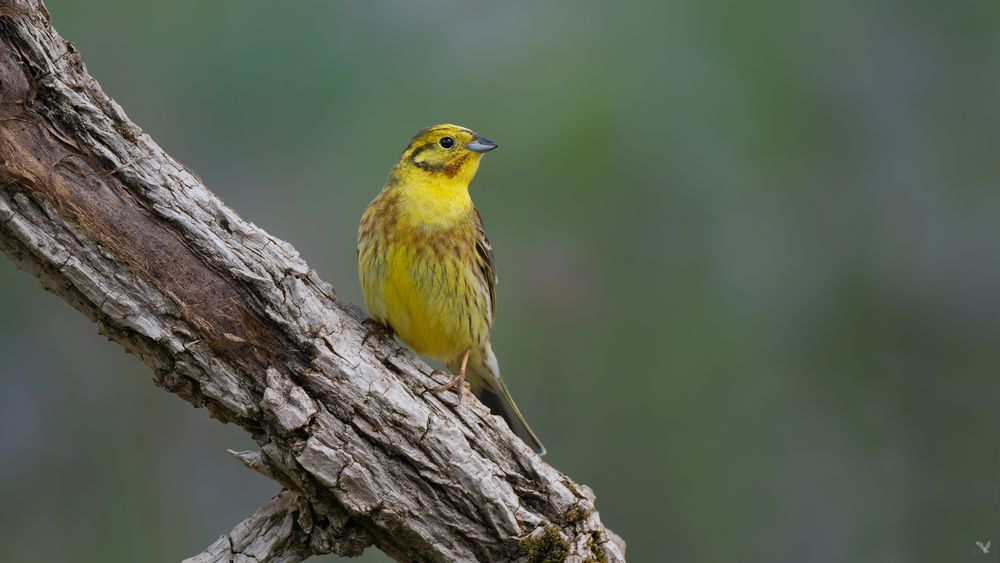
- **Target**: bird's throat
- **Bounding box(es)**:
[393,175,473,230]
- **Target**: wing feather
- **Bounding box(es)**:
[473,208,497,324]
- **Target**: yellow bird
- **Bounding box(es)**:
[358,124,545,455]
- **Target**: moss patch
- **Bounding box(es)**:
[520,521,569,563]
[583,531,607,563]
[116,122,138,143]
[563,504,592,525]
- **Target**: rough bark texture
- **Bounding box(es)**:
[185,489,332,563]
[0,2,625,561]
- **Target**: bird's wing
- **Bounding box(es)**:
[473,208,497,323]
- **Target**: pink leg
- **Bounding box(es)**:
[432,349,470,394]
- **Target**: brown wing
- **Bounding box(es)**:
[473,208,497,323]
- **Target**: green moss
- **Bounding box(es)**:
[583,532,607,563]
[563,505,592,525]
[562,479,581,496]
[520,521,569,563]
[116,122,138,143]
[564,507,581,524]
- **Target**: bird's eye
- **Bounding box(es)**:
[439,137,455,149]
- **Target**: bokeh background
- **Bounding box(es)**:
[2,1,999,561]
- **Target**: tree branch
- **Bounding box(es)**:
[0,1,625,561]
[184,489,362,563]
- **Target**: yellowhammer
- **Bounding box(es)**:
[357,124,545,455]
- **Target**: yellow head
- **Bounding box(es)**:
[392,124,498,188]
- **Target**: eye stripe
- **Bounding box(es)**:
[409,142,447,172]
[409,142,432,161]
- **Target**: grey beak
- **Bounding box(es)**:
[466,135,498,153]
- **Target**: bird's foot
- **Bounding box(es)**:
[304,323,327,338]
[430,369,467,395]
[429,349,470,398]
[361,318,393,347]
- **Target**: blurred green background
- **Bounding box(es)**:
[2,1,999,561]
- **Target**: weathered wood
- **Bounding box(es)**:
[0,2,625,561]
[184,489,367,563]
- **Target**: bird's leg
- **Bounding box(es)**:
[361,318,394,347]
[304,323,327,338]
[432,349,470,394]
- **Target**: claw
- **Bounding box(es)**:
[361,318,393,347]
[431,371,466,394]
[429,349,470,396]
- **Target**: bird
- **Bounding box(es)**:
[357,124,545,455]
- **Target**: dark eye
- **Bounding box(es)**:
[439,136,455,149]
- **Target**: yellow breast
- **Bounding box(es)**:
[358,184,492,363]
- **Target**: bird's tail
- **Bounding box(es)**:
[454,346,546,456]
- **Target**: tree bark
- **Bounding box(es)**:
[184,489,339,563]
[0,1,625,561]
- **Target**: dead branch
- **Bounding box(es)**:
[0,2,625,561]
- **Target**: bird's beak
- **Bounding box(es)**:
[466,135,498,153]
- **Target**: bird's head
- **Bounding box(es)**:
[395,124,497,186]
